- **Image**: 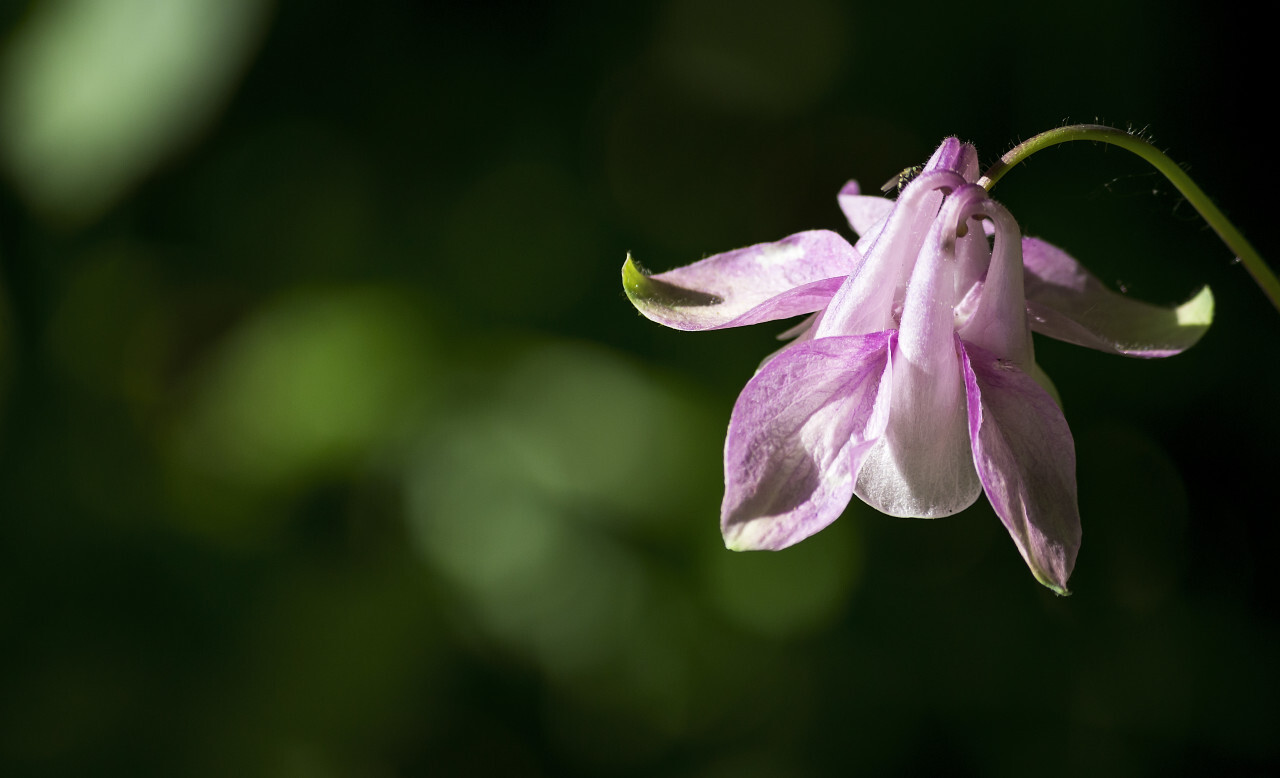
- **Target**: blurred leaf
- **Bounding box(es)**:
[0,0,271,222]
[405,338,720,724]
[168,287,434,541]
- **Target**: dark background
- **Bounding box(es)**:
[1,0,1276,775]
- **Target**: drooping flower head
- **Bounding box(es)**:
[623,138,1212,593]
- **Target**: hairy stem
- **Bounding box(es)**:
[979,124,1280,312]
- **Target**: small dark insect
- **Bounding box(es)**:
[880,164,925,194]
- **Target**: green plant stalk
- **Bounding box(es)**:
[978,124,1280,313]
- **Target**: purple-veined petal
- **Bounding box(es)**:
[832,140,979,296]
[854,346,981,518]
[837,180,895,238]
[954,195,1032,365]
[756,310,824,373]
[776,310,821,341]
[623,230,857,331]
[817,170,967,338]
[722,332,893,550]
[1029,361,1063,408]
[854,201,982,518]
[950,221,991,318]
[925,138,981,183]
[961,339,1081,595]
[1022,237,1213,358]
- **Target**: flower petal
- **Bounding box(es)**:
[757,310,824,372]
[854,203,982,518]
[837,180,895,238]
[924,138,980,184]
[816,169,967,338]
[1022,238,1213,357]
[961,339,1081,594]
[623,230,858,331]
[722,332,893,550]
[954,195,1032,365]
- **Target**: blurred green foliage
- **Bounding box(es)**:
[0,0,1277,776]
[0,0,269,223]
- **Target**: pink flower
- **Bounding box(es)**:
[623,139,1212,593]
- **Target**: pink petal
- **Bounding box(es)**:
[1022,238,1213,358]
[722,332,893,550]
[757,310,824,372]
[832,140,980,279]
[837,180,895,238]
[817,170,967,338]
[622,230,857,331]
[954,197,1032,365]
[854,204,981,518]
[961,339,1081,594]
[924,138,980,183]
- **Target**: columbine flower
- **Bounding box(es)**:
[623,138,1213,593]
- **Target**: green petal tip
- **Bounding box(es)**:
[621,253,654,303]
[1175,285,1214,327]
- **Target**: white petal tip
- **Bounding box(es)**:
[722,522,768,551]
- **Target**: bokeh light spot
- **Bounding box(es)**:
[167,287,433,541]
[0,0,271,222]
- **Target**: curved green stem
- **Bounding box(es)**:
[979,124,1280,312]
